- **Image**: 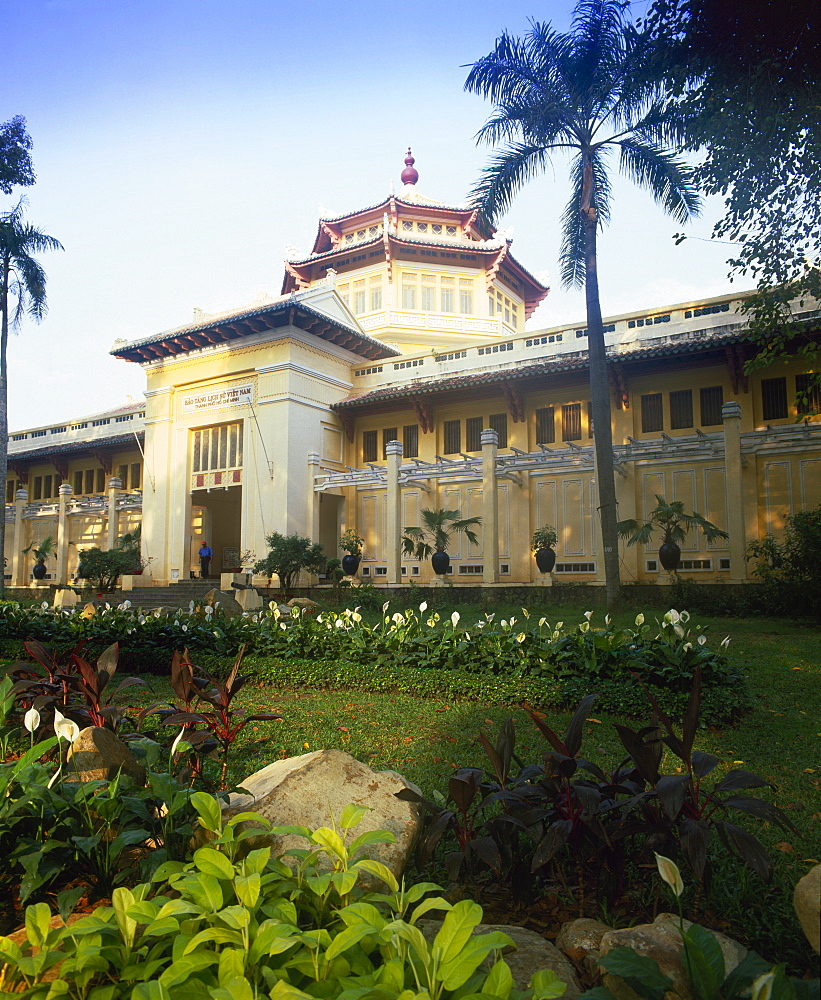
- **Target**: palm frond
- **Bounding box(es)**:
[558,149,612,288]
[617,138,701,224]
[469,143,561,226]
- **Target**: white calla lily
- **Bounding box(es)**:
[53,709,80,745]
[24,707,40,733]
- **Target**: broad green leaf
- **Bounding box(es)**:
[337,902,386,928]
[383,919,430,959]
[333,869,359,896]
[376,957,406,992]
[140,917,180,938]
[433,899,484,966]
[248,922,301,963]
[183,928,244,954]
[682,924,725,1000]
[483,958,514,999]
[191,791,222,833]
[111,888,137,947]
[234,872,261,907]
[326,923,377,961]
[269,980,315,1000]
[530,967,568,999]
[598,948,673,1000]
[178,873,224,912]
[212,977,254,1000]
[218,905,250,931]
[156,899,202,919]
[218,948,247,986]
[339,803,370,829]
[408,896,452,924]
[312,826,347,860]
[440,931,514,990]
[132,982,172,1000]
[24,903,53,949]
[193,846,235,880]
[242,847,271,875]
[160,950,220,987]
[355,859,399,892]
[349,830,396,855]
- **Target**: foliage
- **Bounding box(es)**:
[403,672,795,914]
[254,531,325,595]
[402,508,481,560]
[531,525,558,551]
[22,535,55,565]
[580,853,819,1000]
[745,504,821,619]
[78,546,141,592]
[617,495,729,548]
[0,115,35,194]
[338,528,364,555]
[0,798,567,1000]
[465,1,701,612]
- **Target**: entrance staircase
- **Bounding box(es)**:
[117,579,274,612]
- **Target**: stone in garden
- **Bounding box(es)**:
[225,749,423,883]
[794,864,820,953]
[418,920,580,998]
[235,587,263,611]
[287,597,319,609]
[556,917,611,967]
[277,603,293,616]
[203,588,243,617]
[67,727,146,785]
[53,588,79,609]
[79,602,97,619]
[598,915,747,1000]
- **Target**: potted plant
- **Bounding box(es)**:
[531,524,558,573]
[23,536,56,581]
[617,495,729,571]
[402,508,482,576]
[339,528,364,575]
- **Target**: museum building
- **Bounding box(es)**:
[6,153,821,590]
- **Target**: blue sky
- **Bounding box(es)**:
[3,0,735,430]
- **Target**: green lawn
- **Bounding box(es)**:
[124,601,820,974]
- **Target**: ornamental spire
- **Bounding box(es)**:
[400,147,418,186]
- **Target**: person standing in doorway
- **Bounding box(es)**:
[198,540,213,579]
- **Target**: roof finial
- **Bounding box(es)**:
[401,147,418,186]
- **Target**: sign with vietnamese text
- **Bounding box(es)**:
[182,384,253,413]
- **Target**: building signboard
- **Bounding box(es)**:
[182,384,254,414]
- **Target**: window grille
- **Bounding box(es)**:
[796,373,821,415]
[489,413,508,448]
[700,386,724,426]
[443,420,461,455]
[362,430,377,463]
[562,403,582,441]
[670,389,694,429]
[403,424,419,458]
[536,407,555,444]
[466,417,483,452]
[641,393,663,433]
[382,428,397,458]
[761,377,788,420]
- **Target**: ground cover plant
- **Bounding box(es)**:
[0,601,817,980]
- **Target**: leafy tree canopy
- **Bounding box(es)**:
[0,116,36,195]
[254,532,325,595]
[645,0,821,381]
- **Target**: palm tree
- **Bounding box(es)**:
[465,0,701,612]
[0,200,63,593]
[402,508,481,575]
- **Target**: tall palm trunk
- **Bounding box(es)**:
[0,255,9,596]
[581,159,621,611]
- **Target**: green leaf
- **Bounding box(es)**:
[311,826,348,860]
[433,899,484,966]
[530,968,568,999]
[441,931,514,990]
[242,847,271,875]
[682,924,725,1000]
[234,873,261,907]
[326,923,377,961]
[348,830,396,855]
[598,948,673,1000]
[160,950,220,987]
[132,983,172,1000]
[483,958,514,999]
[24,902,53,949]
[178,873,224,912]
[211,977,254,1000]
[339,803,370,829]
[191,791,222,833]
[193,846,236,880]
[354,859,399,892]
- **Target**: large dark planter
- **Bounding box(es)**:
[431,551,450,576]
[659,541,682,571]
[535,547,556,573]
[341,554,360,575]
[32,562,47,580]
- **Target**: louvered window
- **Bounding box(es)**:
[562,403,582,441]
[536,407,555,444]
[670,389,693,429]
[761,377,788,420]
[641,393,663,433]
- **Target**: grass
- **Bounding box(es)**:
[120,600,820,974]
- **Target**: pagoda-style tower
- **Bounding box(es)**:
[281,150,549,354]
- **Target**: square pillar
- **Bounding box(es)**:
[722,401,748,582]
[11,489,28,587]
[481,428,499,584]
[386,440,403,585]
[106,477,122,551]
[56,484,72,586]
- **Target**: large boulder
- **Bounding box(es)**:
[225,749,423,883]
[794,864,821,953]
[203,588,243,617]
[235,588,263,611]
[67,727,146,784]
[598,915,747,1000]
[53,588,79,609]
[287,597,319,609]
[556,917,611,970]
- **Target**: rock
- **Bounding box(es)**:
[277,603,294,616]
[556,917,611,967]
[418,919,580,998]
[287,597,319,609]
[79,602,97,619]
[598,916,747,1000]
[225,749,423,885]
[67,727,146,784]
[794,864,821,953]
[203,588,243,617]
[236,588,263,611]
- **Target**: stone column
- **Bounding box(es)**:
[722,401,747,582]
[386,440,403,585]
[481,428,499,584]
[106,477,122,551]
[307,452,321,542]
[56,484,72,586]
[11,488,28,587]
